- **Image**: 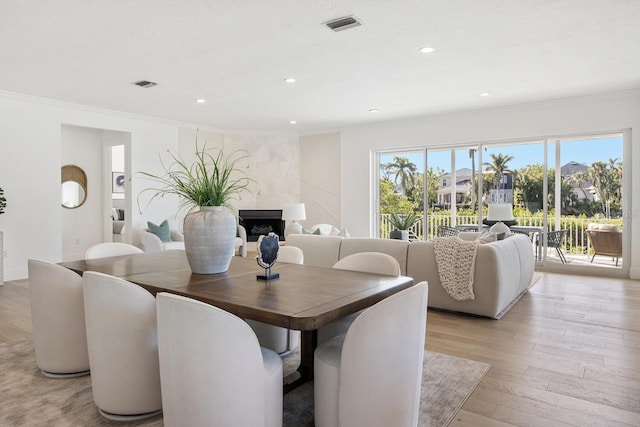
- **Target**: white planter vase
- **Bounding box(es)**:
[183,206,236,274]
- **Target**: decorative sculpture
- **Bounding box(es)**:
[256,232,280,280]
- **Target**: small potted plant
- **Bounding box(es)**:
[389,212,419,240]
[138,139,253,274]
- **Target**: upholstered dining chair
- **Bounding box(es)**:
[314,281,428,427]
[156,292,283,427]
[27,259,90,378]
[82,272,162,421]
[246,245,304,354]
[318,252,401,344]
[84,242,143,259]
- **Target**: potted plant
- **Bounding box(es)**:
[138,141,252,274]
[389,212,419,240]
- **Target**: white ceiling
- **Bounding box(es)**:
[2,0,639,133]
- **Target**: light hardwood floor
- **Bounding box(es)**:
[2,272,639,426]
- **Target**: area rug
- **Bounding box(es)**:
[0,339,489,426]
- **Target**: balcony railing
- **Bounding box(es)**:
[380,213,622,264]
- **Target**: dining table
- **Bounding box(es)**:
[60,250,414,392]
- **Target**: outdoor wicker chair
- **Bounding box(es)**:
[437,225,458,238]
[586,228,622,267]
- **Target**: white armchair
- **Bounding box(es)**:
[139,229,185,253]
[140,225,247,257]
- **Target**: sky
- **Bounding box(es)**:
[380,135,623,175]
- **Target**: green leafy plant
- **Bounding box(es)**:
[389,212,419,230]
[0,187,6,215]
[137,140,253,213]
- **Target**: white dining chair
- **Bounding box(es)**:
[318,252,401,344]
[83,272,162,421]
[246,245,304,354]
[156,292,283,427]
[27,259,90,378]
[314,281,428,427]
[84,242,143,259]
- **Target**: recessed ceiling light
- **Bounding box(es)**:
[284,77,296,83]
[479,92,491,97]
[195,99,206,104]
[369,109,379,113]
[419,46,435,53]
[289,120,297,124]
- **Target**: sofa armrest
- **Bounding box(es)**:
[236,225,247,257]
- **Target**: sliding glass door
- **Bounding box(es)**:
[375,131,626,273]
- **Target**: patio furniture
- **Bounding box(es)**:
[542,229,568,264]
[437,225,458,237]
[586,225,622,266]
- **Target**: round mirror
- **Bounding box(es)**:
[61,165,87,209]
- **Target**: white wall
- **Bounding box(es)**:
[0,94,180,280]
[61,125,103,260]
[299,132,341,230]
[0,92,302,280]
[340,90,640,278]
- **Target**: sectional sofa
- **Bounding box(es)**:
[285,233,535,319]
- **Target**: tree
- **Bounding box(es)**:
[483,153,514,190]
[588,158,622,217]
[382,156,417,196]
[379,178,414,214]
[514,164,544,209]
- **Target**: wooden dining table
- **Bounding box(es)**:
[60,250,414,392]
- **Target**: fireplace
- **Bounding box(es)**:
[238,210,285,242]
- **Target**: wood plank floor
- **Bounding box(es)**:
[2,272,639,426]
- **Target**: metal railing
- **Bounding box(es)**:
[380,213,622,257]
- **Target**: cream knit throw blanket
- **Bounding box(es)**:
[433,237,478,301]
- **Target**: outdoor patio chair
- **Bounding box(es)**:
[437,225,458,238]
[541,229,568,264]
[586,227,622,267]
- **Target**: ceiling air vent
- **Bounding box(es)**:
[323,15,362,32]
[132,80,157,88]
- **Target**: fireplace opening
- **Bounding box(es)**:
[238,209,285,242]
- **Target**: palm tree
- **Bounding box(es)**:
[383,156,417,196]
[588,158,622,217]
[483,153,514,190]
[483,153,514,205]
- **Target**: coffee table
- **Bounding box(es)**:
[61,250,414,392]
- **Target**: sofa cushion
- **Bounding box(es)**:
[147,220,171,242]
[285,234,344,268]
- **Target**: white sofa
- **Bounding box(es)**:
[286,233,534,319]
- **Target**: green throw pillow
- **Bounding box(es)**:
[147,220,171,242]
[302,227,321,235]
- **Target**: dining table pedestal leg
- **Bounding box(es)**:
[283,329,316,393]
